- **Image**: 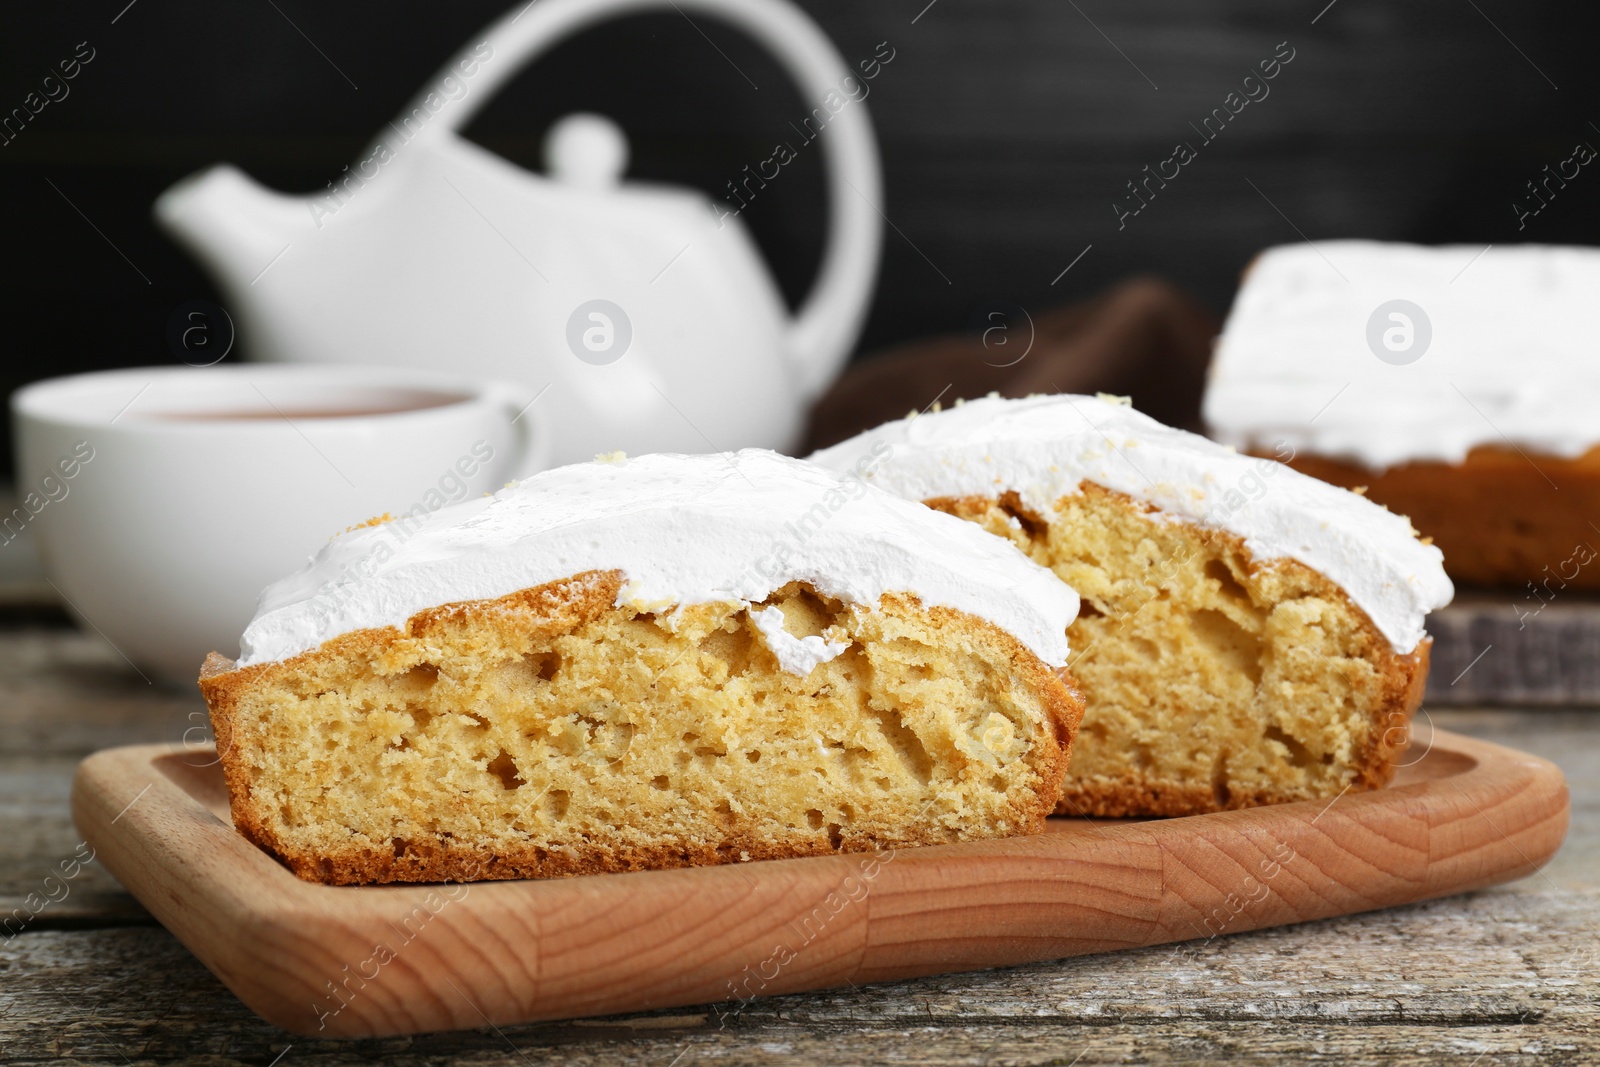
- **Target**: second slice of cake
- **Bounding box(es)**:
[810,394,1453,817]
[200,450,1084,884]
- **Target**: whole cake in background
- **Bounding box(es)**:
[199,450,1084,885]
[1205,241,1600,589]
[810,394,1453,818]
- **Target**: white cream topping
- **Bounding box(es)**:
[237,449,1078,671]
[748,606,851,676]
[1206,241,1600,470]
[807,394,1452,654]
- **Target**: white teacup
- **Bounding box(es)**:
[11,365,548,686]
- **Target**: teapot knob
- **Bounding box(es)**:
[544,112,629,189]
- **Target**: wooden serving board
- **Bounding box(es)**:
[73,730,1568,1040]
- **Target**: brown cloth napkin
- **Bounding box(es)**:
[803,277,1220,452]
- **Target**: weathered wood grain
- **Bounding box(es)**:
[1427,593,1600,707]
[4,888,1598,1065]
[0,624,206,919]
[0,754,143,909]
[0,627,203,758]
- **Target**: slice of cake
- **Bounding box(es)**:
[809,394,1452,817]
[1206,240,1600,588]
[199,450,1084,885]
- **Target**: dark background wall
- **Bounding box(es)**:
[3,0,1598,473]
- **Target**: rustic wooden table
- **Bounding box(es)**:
[3,594,1597,1064]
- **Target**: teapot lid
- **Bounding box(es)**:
[544,112,628,191]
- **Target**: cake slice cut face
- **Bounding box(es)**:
[200,450,1083,884]
[810,394,1454,817]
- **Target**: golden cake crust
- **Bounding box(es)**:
[928,484,1431,818]
[201,571,1084,885]
[1282,446,1600,591]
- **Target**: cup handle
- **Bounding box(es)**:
[487,381,553,479]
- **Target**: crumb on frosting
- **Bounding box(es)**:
[595,451,628,464]
[339,513,396,537]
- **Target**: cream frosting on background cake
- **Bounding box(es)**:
[810,394,1452,817]
[1206,241,1600,468]
[1205,241,1600,588]
[201,450,1085,884]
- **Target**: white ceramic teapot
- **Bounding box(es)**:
[154,0,882,467]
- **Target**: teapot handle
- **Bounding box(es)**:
[403,0,883,399]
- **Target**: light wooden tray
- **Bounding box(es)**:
[73,730,1568,1039]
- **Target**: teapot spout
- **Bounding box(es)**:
[153,164,314,290]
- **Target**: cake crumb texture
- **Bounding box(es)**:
[930,483,1426,817]
[201,571,1082,885]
